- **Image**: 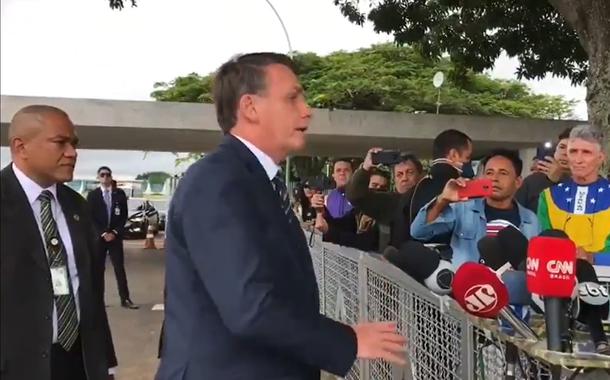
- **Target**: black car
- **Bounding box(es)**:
[124,200,160,239]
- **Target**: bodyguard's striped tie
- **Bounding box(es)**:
[271,174,292,221]
[39,190,79,351]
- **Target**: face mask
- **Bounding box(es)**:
[461,161,475,179]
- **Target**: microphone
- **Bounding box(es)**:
[383,242,454,295]
[477,236,509,272]
[575,259,610,354]
[478,226,529,275]
[496,225,529,270]
[452,263,538,340]
[526,231,577,352]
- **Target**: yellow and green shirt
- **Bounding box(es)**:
[537,177,610,254]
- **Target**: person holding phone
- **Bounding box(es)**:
[411,149,540,270]
[516,127,572,212]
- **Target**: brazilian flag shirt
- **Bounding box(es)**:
[537,177,610,254]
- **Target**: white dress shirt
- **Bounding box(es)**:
[12,164,81,342]
[233,134,279,180]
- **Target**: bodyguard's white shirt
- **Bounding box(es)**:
[12,164,81,343]
[233,134,279,181]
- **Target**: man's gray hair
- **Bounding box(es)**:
[569,124,604,148]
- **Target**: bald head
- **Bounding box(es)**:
[8,105,70,143]
[9,105,78,187]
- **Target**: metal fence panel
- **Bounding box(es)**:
[306,231,609,380]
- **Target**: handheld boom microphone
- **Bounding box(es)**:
[452,263,538,340]
[496,225,529,270]
[527,232,577,352]
[384,242,454,295]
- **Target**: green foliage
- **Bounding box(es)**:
[151,44,576,168]
[333,0,587,85]
[151,74,214,103]
[135,171,171,184]
[152,44,575,119]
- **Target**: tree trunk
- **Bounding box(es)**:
[549,0,610,155]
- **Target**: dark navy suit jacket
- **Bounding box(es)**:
[156,135,357,380]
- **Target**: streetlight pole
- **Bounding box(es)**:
[264,0,293,188]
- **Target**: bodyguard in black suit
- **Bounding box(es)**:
[87,167,138,309]
[1,105,117,380]
[156,53,406,380]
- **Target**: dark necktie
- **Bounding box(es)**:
[103,189,112,224]
[39,190,79,351]
[271,174,292,221]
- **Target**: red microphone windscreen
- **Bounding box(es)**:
[526,236,576,298]
[452,263,509,318]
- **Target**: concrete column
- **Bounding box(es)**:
[519,148,537,176]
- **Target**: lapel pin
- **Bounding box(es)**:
[50,238,59,246]
[73,214,80,222]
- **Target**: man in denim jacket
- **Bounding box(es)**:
[411,149,540,270]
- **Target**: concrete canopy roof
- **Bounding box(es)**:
[1,95,581,158]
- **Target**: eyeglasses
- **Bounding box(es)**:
[99,172,111,178]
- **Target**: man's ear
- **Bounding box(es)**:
[515,176,523,190]
[238,94,259,124]
[10,137,26,159]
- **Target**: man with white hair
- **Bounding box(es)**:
[538,125,609,263]
[537,125,609,354]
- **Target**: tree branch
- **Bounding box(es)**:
[109,0,137,10]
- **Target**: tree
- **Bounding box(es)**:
[152,44,576,173]
[333,0,609,142]
[152,44,575,119]
[135,171,171,184]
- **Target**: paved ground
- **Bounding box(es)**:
[104,237,165,380]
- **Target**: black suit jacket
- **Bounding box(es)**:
[156,135,357,380]
[0,165,118,380]
[87,187,128,239]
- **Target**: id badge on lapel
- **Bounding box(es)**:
[50,266,70,296]
[114,205,121,216]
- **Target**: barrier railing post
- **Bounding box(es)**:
[358,252,370,379]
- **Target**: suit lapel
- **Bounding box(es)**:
[57,186,92,286]
[222,135,296,233]
[221,135,311,263]
[0,165,49,273]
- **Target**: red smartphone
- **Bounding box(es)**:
[457,179,493,199]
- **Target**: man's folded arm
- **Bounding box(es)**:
[181,180,357,376]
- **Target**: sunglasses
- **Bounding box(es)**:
[99,172,111,178]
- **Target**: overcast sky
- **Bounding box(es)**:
[0,0,587,179]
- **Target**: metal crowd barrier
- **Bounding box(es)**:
[307,231,610,380]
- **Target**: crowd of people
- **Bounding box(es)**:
[294,126,610,268]
[292,124,610,356]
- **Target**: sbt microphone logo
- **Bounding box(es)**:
[578,282,610,306]
[526,258,574,280]
[463,284,498,313]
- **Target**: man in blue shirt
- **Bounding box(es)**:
[411,149,540,269]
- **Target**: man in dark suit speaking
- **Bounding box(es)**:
[156,53,406,380]
[1,105,117,380]
[87,166,138,309]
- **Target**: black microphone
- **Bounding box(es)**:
[477,236,508,271]
[384,241,453,295]
[497,225,529,270]
[575,259,610,355]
